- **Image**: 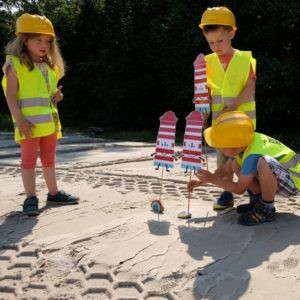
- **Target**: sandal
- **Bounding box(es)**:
[238,202,276,226]
[236,191,262,214]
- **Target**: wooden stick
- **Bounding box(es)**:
[187,170,192,216]
[204,139,208,171]
[158,167,164,201]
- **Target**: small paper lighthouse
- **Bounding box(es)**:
[153,111,178,170]
[181,110,204,172]
[193,53,210,114]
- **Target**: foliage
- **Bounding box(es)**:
[0,0,299,146]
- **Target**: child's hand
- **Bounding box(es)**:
[201,111,210,128]
[52,86,63,105]
[222,102,237,112]
[16,117,34,139]
[187,180,202,192]
[196,169,215,184]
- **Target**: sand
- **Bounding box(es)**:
[1,132,300,300]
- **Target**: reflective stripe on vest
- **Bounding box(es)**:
[18,97,49,108]
[281,156,299,169]
[206,50,256,128]
[17,97,52,126]
[290,170,300,179]
[13,114,53,126]
[211,95,255,105]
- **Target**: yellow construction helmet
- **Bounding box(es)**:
[204,111,254,148]
[16,13,55,37]
[199,7,237,31]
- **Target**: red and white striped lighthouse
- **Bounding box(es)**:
[153,111,178,170]
[181,110,204,172]
[193,53,210,114]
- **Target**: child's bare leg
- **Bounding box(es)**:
[232,160,261,194]
[42,166,58,194]
[238,157,277,225]
[21,168,36,197]
[247,177,261,194]
[256,157,278,201]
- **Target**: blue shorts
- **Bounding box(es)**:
[263,155,299,197]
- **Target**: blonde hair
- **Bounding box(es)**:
[5,33,65,78]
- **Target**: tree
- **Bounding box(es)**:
[0,0,299,147]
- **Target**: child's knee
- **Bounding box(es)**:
[21,161,37,169]
[40,157,55,168]
[20,154,38,169]
[257,157,269,171]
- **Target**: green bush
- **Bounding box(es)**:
[0,113,13,131]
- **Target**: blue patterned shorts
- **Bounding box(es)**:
[263,155,299,197]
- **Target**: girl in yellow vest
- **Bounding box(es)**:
[199,6,256,211]
[188,111,300,226]
[2,13,79,215]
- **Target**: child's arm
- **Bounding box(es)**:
[5,66,33,139]
[222,77,255,112]
[187,159,232,192]
[213,158,233,178]
[196,168,255,195]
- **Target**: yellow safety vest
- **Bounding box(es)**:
[236,133,300,190]
[2,55,62,143]
[206,50,256,128]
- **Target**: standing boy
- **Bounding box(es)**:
[199,6,256,211]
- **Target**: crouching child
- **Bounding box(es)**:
[188,111,300,226]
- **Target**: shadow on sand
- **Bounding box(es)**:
[178,210,300,299]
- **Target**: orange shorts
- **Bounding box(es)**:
[20,133,57,169]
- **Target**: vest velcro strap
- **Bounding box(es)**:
[19,97,49,108]
[282,156,299,169]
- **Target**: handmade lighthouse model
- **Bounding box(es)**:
[178,110,204,219]
[193,52,210,171]
[181,110,204,173]
[152,111,178,171]
[193,53,210,114]
[151,111,178,213]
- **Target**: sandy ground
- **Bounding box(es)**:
[1,132,300,300]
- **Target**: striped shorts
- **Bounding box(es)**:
[263,155,300,197]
